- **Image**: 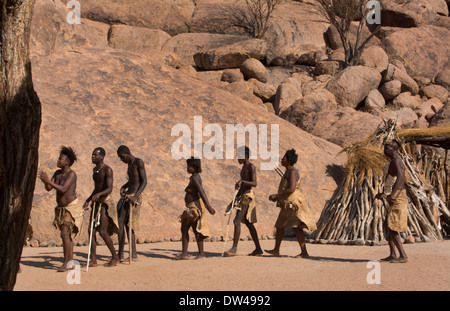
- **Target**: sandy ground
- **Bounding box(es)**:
[15,238,450,291]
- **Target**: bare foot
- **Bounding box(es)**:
[105,257,119,267]
[224,250,237,257]
[83,261,98,269]
[174,254,190,260]
[248,249,263,256]
[57,261,75,272]
[194,254,207,260]
[294,253,309,258]
[264,249,280,256]
[390,257,408,263]
[380,255,397,262]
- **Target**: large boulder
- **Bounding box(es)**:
[364,89,386,113]
[379,80,402,101]
[108,25,172,55]
[264,2,329,65]
[193,39,267,70]
[162,33,249,67]
[383,64,420,95]
[381,26,450,83]
[421,84,449,102]
[302,107,383,147]
[379,0,436,27]
[240,58,269,83]
[325,66,382,108]
[326,22,381,51]
[436,61,450,91]
[282,89,338,128]
[30,0,109,59]
[30,47,344,242]
[60,0,195,36]
[392,92,423,109]
[429,99,450,126]
[358,46,389,73]
[273,78,303,115]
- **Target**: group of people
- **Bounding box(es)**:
[38,145,147,271]
[37,141,409,272]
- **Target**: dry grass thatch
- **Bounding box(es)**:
[313,120,450,245]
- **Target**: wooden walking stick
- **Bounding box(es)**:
[222,188,239,256]
[87,202,100,272]
[274,166,283,177]
[128,199,134,264]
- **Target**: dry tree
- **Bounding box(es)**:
[228,0,283,39]
[315,0,381,67]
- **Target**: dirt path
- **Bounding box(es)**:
[15,239,450,291]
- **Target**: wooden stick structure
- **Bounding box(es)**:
[274,166,283,177]
[313,120,450,245]
[222,189,239,256]
[87,202,101,272]
[129,200,133,264]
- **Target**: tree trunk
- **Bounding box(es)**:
[0,0,41,291]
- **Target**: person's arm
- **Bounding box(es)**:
[192,175,215,215]
[83,190,95,210]
[120,181,129,196]
[39,170,76,194]
[92,167,114,202]
[129,159,147,203]
[38,170,56,191]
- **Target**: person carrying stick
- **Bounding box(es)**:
[375,141,408,263]
[266,149,317,258]
[224,146,262,257]
[83,147,119,268]
[116,145,147,262]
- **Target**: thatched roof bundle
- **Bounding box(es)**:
[313,121,450,245]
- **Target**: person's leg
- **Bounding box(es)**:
[59,225,74,272]
[265,227,284,256]
[177,221,190,259]
[224,207,247,255]
[88,226,99,267]
[244,219,262,256]
[130,224,138,261]
[98,205,119,266]
[293,227,309,258]
[390,229,408,263]
[117,200,127,261]
[194,230,206,259]
[381,228,397,261]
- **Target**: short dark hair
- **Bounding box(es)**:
[60,146,77,166]
[237,146,250,159]
[94,147,106,157]
[284,149,298,165]
[187,157,202,173]
[391,140,400,150]
[117,145,130,155]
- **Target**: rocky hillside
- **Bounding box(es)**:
[28,0,449,245]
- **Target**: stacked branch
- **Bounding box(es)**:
[313,120,450,245]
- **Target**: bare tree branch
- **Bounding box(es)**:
[227,0,282,39]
